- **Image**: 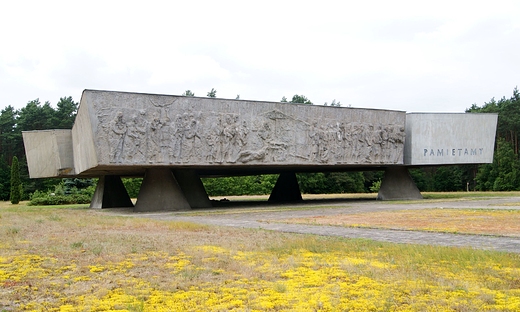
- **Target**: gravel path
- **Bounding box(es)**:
[116,196,520,253]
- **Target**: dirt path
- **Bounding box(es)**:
[114,196,520,253]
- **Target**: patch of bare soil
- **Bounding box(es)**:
[283,209,520,236]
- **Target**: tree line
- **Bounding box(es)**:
[2,88,519,202]
[466,87,520,191]
[0,97,78,200]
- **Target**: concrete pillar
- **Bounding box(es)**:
[268,172,303,202]
[172,169,212,208]
[377,166,423,200]
[90,175,134,208]
[134,168,191,212]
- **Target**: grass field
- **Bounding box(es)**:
[1,195,520,311]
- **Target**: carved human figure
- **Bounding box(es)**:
[308,121,320,162]
[230,115,243,162]
[350,122,362,162]
[364,125,376,163]
[232,120,249,162]
[237,146,268,163]
[205,125,219,163]
[95,111,112,160]
[221,114,238,163]
[327,123,340,163]
[132,109,149,162]
[333,123,344,163]
[237,120,249,148]
[393,126,405,163]
[318,124,330,163]
[184,112,202,162]
[345,122,354,161]
[149,113,164,163]
[372,124,384,163]
[380,124,389,162]
[386,125,405,163]
[371,125,384,163]
[110,112,126,163]
[349,122,358,162]
[156,115,170,163]
[125,111,148,163]
[342,123,353,162]
[170,114,183,163]
[209,115,223,163]
[257,121,272,144]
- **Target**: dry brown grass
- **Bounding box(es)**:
[1,203,298,309]
[282,208,520,236]
[2,199,520,310]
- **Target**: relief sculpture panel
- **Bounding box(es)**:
[89,92,405,166]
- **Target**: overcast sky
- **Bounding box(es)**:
[1,0,519,113]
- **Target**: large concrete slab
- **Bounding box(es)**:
[71,90,406,176]
[172,169,212,208]
[404,113,498,165]
[22,130,74,178]
[21,90,499,208]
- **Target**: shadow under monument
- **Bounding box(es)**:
[206,196,377,209]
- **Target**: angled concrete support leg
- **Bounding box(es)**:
[134,168,191,212]
[268,172,303,202]
[172,169,212,208]
[90,175,134,208]
[377,167,423,200]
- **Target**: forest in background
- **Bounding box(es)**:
[1,88,519,202]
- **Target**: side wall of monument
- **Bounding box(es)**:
[72,91,99,174]
[404,113,498,165]
[22,129,74,178]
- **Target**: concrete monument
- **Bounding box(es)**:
[22,90,498,210]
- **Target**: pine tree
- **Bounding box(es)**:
[207,88,217,98]
[10,156,21,204]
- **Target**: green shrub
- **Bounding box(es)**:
[28,194,91,206]
[80,184,96,197]
[30,190,46,200]
[369,179,381,193]
[122,178,143,198]
[202,175,277,196]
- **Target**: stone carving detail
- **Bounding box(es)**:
[94,103,405,165]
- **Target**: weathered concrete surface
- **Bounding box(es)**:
[377,166,423,200]
[405,113,498,165]
[134,168,191,212]
[172,169,212,208]
[72,90,406,176]
[90,175,133,208]
[22,130,74,178]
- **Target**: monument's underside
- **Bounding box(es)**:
[23,90,498,211]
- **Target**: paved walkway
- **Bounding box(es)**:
[119,196,520,253]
